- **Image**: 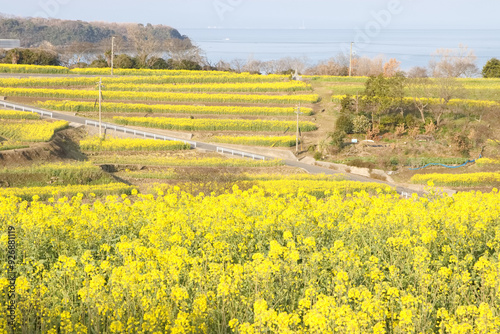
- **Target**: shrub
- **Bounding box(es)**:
[453,133,472,157]
[90,57,108,68]
[352,115,371,133]
[335,115,353,134]
[340,94,355,113]
[114,54,136,69]
[347,158,376,170]
[329,130,346,153]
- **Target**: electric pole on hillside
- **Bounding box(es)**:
[98,78,103,137]
[111,36,115,76]
[295,104,303,154]
[349,42,354,77]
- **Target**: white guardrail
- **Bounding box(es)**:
[0,100,53,118]
[85,120,197,149]
[0,100,270,161]
[216,147,267,161]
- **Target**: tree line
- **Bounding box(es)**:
[0,16,186,48]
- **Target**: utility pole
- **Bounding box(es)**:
[295,104,303,154]
[98,78,102,137]
[349,42,354,77]
[111,36,115,76]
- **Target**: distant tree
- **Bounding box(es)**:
[4,48,59,65]
[429,77,466,126]
[482,58,500,78]
[114,54,136,69]
[363,73,406,127]
[306,53,350,76]
[407,77,433,123]
[147,57,168,69]
[242,57,262,74]
[66,41,96,64]
[128,24,161,68]
[383,58,401,77]
[352,56,384,77]
[407,66,428,78]
[90,56,108,68]
[429,45,478,78]
[230,59,245,73]
[167,59,201,71]
[70,62,88,69]
[215,60,232,72]
[165,38,202,64]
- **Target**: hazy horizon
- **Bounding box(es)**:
[1,0,499,31]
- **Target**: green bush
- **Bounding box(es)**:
[335,115,353,134]
[352,115,371,134]
[329,130,346,153]
[482,58,500,78]
[340,94,355,113]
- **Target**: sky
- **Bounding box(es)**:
[1,0,499,31]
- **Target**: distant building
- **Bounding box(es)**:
[0,39,21,50]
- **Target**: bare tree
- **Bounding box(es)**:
[127,24,161,68]
[407,66,428,78]
[214,60,232,72]
[242,57,262,74]
[261,60,280,74]
[383,58,401,77]
[430,77,466,126]
[407,77,433,123]
[165,38,202,64]
[429,44,478,78]
[306,53,351,76]
[352,56,384,76]
[230,59,246,73]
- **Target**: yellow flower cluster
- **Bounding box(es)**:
[331,94,500,108]
[0,77,311,92]
[475,157,500,166]
[0,182,134,201]
[1,183,499,332]
[113,116,318,132]
[80,136,191,152]
[0,87,319,104]
[0,109,39,120]
[90,155,284,167]
[0,63,69,74]
[0,161,99,175]
[70,67,288,81]
[210,135,297,147]
[104,81,312,93]
[0,120,68,142]
[37,100,313,116]
[411,172,500,187]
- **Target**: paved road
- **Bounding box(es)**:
[1,100,423,197]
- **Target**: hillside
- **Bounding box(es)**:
[0,15,187,48]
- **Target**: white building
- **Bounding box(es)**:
[0,39,21,50]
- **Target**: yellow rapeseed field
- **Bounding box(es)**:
[0,182,499,333]
[331,94,500,108]
[210,135,297,147]
[0,87,319,104]
[113,116,318,132]
[0,120,68,142]
[80,137,191,152]
[36,100,314,116]
[411,172,500,187]
[0,110,39,120]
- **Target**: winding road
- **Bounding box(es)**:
[0,99,424,197]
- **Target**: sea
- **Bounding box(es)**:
[183,29,500,71]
